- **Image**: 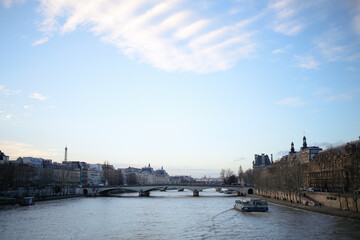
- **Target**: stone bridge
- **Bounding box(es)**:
[81,184,254,197]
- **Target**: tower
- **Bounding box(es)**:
[303,136,307,149]
[64,146,68,162]
[291,142,295,153]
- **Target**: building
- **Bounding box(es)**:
[16,157,52,167]
[122,164,170,185]
[253,154,272,169]
[123,167,141,185]
[169,175,193,184]
[0,149,9,164]
[154,166,170,184]
[89,164,103,186]
[64,161,90,186]
[306,137,360,192]
[286,136,322,163]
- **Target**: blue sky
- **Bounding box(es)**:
[1,0,359,177]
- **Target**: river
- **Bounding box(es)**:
[1,189,359,240]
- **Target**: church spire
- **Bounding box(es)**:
[303,136,307,148]
[291,142,295,153]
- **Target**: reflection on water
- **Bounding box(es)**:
[1,189,359,240]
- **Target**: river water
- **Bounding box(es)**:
[1,189,359,240]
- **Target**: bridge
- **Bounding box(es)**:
[81,184,254,197]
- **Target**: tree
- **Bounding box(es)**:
[127,173,137,185]
[238,165,245,185]
[220,169,225,180]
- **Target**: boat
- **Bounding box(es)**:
[18,197,35,206]
[234,198,268,212]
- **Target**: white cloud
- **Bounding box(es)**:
[36,0,258,73]
[272,44,292,54]
[32,37,49,46]
[294,55,319,70]
[5,114,12,120]
[173,19,209,40]
[29,92,48,101]
[276,97,307,107]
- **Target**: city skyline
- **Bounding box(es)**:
[1,0,360,177]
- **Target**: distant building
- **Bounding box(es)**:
[306,137,360,191]
[195,176,222,184]
[122,164,170,185]
[0,149,9,164]
[16,157,51,167]
[154,166,169,184]
[140,163,155,174]
[253,154,272,169]
[169,175,193,184]
[65,161,90,186]
[285,136,322,163]
[89,164,103,186]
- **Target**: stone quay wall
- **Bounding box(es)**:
[257,189,360,212]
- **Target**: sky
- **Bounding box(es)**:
[1,0,359,177]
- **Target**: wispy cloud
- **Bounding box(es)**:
[5,114,12,120]
[0,85,21,95]
[267,0,317,36]
[272,44,292,54]
[0,0,25,8]
[32,37,49,46]
[233,157,246,162]
[314,27,360,62]
[276,97,307,107]
[36,0,259,73]
[29,92,48,101]
[313,87,331,96]
[0,140,60,159]
[294,55,319,70]
[347,1,360,36]
[326,94,352,102]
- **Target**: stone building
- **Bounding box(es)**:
[64,161,90,186]
[285,136,322,163]
[253,153,272,170]
[89,164,103,186]
[306,138,360,192]
[154,166,170,184]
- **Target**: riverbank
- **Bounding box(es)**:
[253,194,360,220]
[0,195,83,206]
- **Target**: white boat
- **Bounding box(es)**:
[234,198,268,212]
